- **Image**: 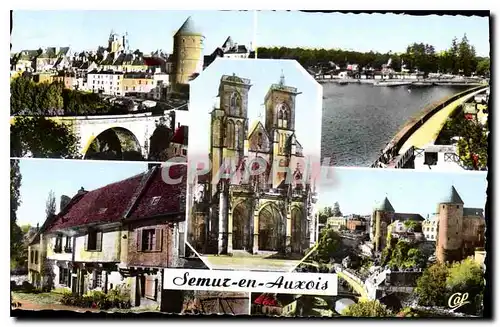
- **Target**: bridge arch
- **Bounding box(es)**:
[84,127,143,161]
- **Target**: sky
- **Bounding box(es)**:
[11,11,490,57]
[16,159,149,226]
[256,12,490,57]
[316,167,488,218]
[189,58,322,160]
[11,10,255,55]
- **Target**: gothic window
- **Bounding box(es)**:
[229,92,241,116]
[212,119,221,147]
[235,121,243,150]
[277,103,290,128]
[226,120,235,149]
[257,132,263,148]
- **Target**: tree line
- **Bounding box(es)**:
[257,34,490,77]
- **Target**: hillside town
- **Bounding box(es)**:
[256,187,487,317]
[10,16,254,112]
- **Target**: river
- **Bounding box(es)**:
[321,83,472,167]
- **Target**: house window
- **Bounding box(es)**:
[86,230,103,251]
[55,235,63,253]
[138,228,162,252]
[95,272,103,289]
[64,236,72,252]
[424,152,438,165]
[30,250,34,264]
[150,196,161,206]
[34,251,38,264]
[182,149,187,156]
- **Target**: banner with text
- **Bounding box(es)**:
[163,269,338,296]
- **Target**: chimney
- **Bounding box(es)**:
[77,187,86,195]
[60,195,71,211]
[178,122,180,128]
[36,223,39,232]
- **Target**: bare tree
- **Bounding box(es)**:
[45,190,56,218]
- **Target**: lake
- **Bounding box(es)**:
[321,83,471,167]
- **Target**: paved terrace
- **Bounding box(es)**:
[202,254,301,272]
[398,87,488,155]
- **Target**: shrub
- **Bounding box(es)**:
[60,287,131,310]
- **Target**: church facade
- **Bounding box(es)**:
[188,74,318,256]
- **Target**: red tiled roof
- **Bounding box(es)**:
[128,164,187,220]
[143,57,165,67]
[46,173,145,231]
[171,125,188,145]
[45,165,187,232]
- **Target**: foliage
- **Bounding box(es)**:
[476,58,490,77]
[341,300,391,317]
[318,206,333,225]
[45,190,56,218]
[450,114,488,170]
[446,258,484,315]
[396,307,419,317]
[403,220,419,232]
[382,239,426,269]
[415,262,449,306]
[415,259,485,315]
[314,228,342,263]
[11,116,80,159]
[257,34,484,76]
[332,202,342,217]
[60,287,131,310]
[10,160,24,268]
[10,76,112,116]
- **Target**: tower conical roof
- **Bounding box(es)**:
[175,16,202,36]
[375,197,395,212]
[440,186,464,204]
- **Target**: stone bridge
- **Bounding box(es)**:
[13,109,189,160]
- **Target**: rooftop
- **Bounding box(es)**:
[375,197,395,212]
[440,186,464,205]
[45,165,187,232]
[175,16,203,36]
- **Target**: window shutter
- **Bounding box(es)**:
[96,232,103,252]
[178,232,185,257]
[92,270,97,289]
[84,234,88,251]
[155,228,163,252]
[67,268,71,287]
[137,230,143,252]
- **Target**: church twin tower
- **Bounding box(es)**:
[209,73,303,190]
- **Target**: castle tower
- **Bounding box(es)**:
[263,72,302,188]
[372,197,395,252]
[171,16,204,90]
[436,186,464,263]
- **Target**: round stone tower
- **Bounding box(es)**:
[436,186,464,263]
[171,16,204,90]
[372,197,395,252]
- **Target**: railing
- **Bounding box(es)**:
[371,85,487,168]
